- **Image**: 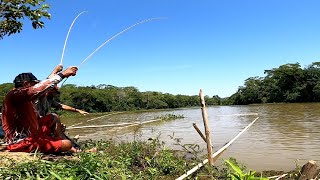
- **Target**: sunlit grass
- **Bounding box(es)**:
[0,137,300,179]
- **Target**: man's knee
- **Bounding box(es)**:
[61,140,72,152]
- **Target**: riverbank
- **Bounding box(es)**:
[61,104,320,172]
[0,139,309,179]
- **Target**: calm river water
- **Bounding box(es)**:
[64,103,320,171]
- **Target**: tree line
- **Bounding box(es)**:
[228,62,320,105]
[1,62,320,112]
[0,83,222,113]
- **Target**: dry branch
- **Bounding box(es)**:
[199,89,213,165]
[193,123,206,142]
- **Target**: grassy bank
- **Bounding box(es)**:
[0,113,307,179]
[0,138,302,180]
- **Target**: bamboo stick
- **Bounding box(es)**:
[199,89,213,166]
[175,117,259,180]
[268,173,288,179]
[193,123,206,142]
[66,122,134,130]
[67,118,166,130]
[212,149,225,162]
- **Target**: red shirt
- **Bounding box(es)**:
[1,75,62,144]
[2,88,40,141]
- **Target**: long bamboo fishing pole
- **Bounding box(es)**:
[67,122,134,130]
[175,117,259,180]
[61,17,165,86]
[60,11,87,65]
[77,17,165,68]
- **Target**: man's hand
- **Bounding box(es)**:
[62,66,78,77]
[77,109,89,116]
[53,64,63,74]
[48,64,64,79]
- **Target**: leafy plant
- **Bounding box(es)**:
[156,113,185,121]
[225,158,269,180]
[0,0,51,39]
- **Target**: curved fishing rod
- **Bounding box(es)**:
[60,11,88,65]
[77,17,165,68]
[61,17,166,86]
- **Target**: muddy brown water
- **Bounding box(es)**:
[64,103,320,171]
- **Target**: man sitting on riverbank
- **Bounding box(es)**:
[1,67,79,153]
[35,64,89,149]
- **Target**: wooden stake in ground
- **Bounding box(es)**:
[298,160,319,180]
[199,89,213,166]
[176,117,259,180]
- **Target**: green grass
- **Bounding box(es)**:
[0,139,200,179]
[0,138,299,179]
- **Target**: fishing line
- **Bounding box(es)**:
[59,11,88,65]
[68,111,124,127]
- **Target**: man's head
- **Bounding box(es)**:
[13,73,40,88]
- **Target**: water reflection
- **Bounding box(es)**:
[64,103,320,171]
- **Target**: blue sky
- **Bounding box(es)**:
[1,0,320,97]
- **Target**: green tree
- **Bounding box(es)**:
[0,83,14,109]
[0,0,51,39]
[304,62,320,101]
[228,62,320,105]
[241,77,263,104]
[143,91,168,109]
[264,63,305,102]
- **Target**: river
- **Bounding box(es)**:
[64,103,320,171]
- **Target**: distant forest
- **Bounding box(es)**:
[1,62,320,112]
[228,62,320,105]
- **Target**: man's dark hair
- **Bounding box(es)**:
[13,73,39,88]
